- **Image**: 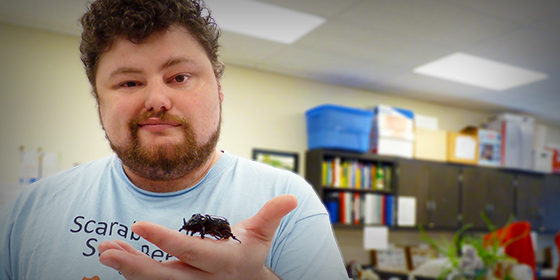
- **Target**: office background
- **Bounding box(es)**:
[1,14,560,266]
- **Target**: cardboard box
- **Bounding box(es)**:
[534,124,547,150]
[371,105,415,141]
[371,137,413,158]
[415,114,438,130]
[483,113,535,170]
[447,131,478,165]
[462,126,501,166]
[414,128,447,161]
[533,149,553,173]
[369,105,414,158]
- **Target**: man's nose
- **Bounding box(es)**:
[144,80,172,112]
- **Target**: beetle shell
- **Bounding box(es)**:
[179,214,241,243]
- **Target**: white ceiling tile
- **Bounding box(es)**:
[336,0,516,49]
[532,14,560,39]
[219,31,287,66]
[372,71,488,98]
[255,0,362,18]
[205,0,326,44]
[259,46,404,88]
[294,20,456,69]
[466,27,560,73]
[446,0,560,26]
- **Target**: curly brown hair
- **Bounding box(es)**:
[79,0,224,100]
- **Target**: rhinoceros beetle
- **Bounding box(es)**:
[179,214,241,243]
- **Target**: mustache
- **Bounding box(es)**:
[129,111,190,133]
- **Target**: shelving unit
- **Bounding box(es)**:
[305,149,398,228]
[306,148,560,233]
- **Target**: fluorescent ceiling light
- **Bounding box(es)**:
[204,0,325,44]
[414,52,548,91]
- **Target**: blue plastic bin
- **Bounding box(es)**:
[305,104,373,153]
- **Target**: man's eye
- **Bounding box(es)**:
[122,81,138,87]
[173,75,189,83]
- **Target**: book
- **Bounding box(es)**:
[385,195,394,226]
[324,192,339,223]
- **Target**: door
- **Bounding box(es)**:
[540,175,560,232]
[462,167,515,229]
[397,159,459,229]
[516,173,544,231]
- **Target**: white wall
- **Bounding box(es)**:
[2,22,560,265]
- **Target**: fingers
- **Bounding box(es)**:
[99,239,141,256]
[239,194,298,242]
[98,240,155,277]
[99,240,204,280]
[99,239,147,271]
[131,221,230,273]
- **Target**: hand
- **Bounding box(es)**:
[98,194,298,280]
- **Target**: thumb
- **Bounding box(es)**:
[237,194,298,242]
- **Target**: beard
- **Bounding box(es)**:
[107,110,221,181]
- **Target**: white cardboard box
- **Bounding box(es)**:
[371,137,413,158]
[533,149,553,173]
[414,114,439,130]
[484,113,534,170]
[534,124,547,150]
[371,105,415,141]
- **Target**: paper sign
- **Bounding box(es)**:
[455,136,476,160]
[363,226,388,250]
[20,151,39,185]
[397,196,416,227]
[41,152,61,178]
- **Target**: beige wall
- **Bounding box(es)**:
[0,23,111,184]
[3,22,560,183]
[2,22,559,265]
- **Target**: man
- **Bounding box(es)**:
[0,0,348,279]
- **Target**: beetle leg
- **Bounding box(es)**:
[231,234,241,243]
[180,218,186,231]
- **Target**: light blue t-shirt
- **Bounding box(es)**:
[0,151,348,280]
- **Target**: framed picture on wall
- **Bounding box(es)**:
[252,149,299,174]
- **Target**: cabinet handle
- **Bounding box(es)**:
[426,201,436,212]
[485,203,494,216]
[538,208,546,218]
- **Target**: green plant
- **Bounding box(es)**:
[418,212,523,280]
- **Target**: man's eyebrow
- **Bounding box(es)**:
[162,57,196,69]
[109,67,143,79]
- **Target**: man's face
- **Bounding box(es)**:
[95,26,224,181]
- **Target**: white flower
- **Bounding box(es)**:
[459,245,484,274]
